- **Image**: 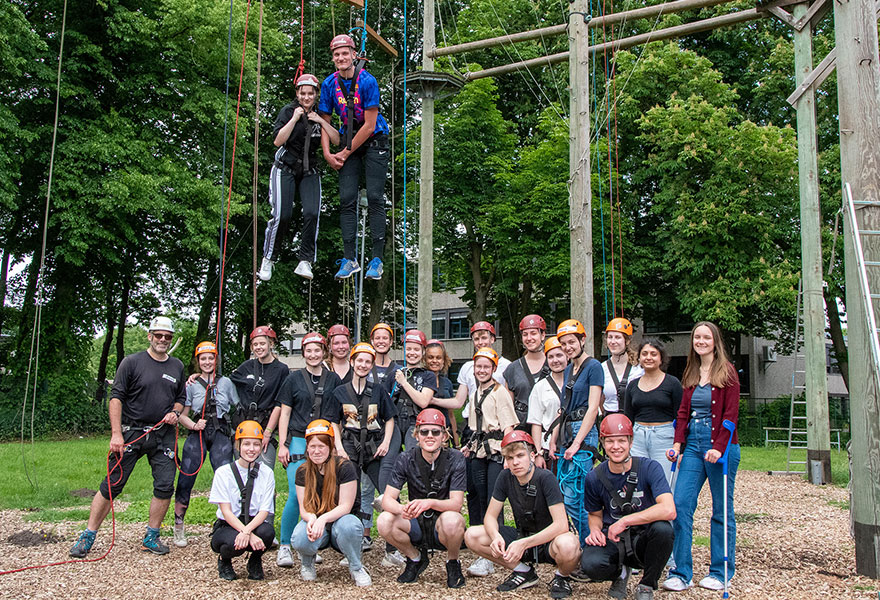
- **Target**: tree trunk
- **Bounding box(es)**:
[95,289,116,405]
[116,274,131,367]
[14,256,40,362]
[0,245,10,335]
[497,289,520,361]
[368,234,394,335]
[825,288,849,391]
[196,258,218,341]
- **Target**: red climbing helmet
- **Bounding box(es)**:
[600,414,634,438]
[519,314,546,332]
[403,329,427,347]
[501,430,536,450]
[301,332,327,349]
[470,321,496,337]
[330,34,356,51]
[327,324,351,339]
[296,73,320,89]
[250,326,277,341]
[415,408,446,428]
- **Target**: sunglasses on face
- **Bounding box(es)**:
[151,332,173,341]
[419,428,444,437]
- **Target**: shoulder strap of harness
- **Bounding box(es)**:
[339,60,366,150]
[607,362,633,403]
[196,376,223,431]
[473,384,498,457]
[230,462,261,525]
[545,366,587,442]
[344,381,374,469]
[594,457,642,516]
[509,469,540,535]
[300,367,328,421]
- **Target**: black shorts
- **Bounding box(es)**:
[408,517,447,550]
[100,425,176,500]
[499,525,554,565]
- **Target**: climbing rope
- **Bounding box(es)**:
[252,0,264,330]
[402,0,408,332]
[295,0,306,79]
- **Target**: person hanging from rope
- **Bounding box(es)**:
[462,347,518,578]
[208,420,277,581]
[601,319,643,418]
[377,408,467,588]
[424,339,458,446]
[504,315,550,432]
[69,316,184,558]
[464,431,581,598]
[229,326,287,470]
[361,321,404,566]
[291,419,373,587]
[580,415,675,600]
[319,34,390,281]
[326,323,353,383]
[275,332,343,568]
[173,341,240,549]
[259,73,341,282]
[526,336,568,474]
[546,319,605,546]
[323,342,400,567]
[392,329,438,450]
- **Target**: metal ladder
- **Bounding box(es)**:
[783,278,808,475]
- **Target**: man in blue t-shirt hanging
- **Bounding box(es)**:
[319,34,390,281]
[580,414,676,600]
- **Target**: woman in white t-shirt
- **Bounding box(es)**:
[600,318,643,415]
[209,420,276,581]
[526,336,568,472]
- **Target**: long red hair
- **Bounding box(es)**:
[302,435,339,516]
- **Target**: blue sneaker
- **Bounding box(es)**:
[142,529,170,555]
[335,258,361,279]
[69,529,96,558]
[365,257,383,280]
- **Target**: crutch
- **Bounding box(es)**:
[667,420,679,492]
[719,419,737,599]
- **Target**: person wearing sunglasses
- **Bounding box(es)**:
[377,408,466,588]
[70,316,185,559]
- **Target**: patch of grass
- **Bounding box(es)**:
[24,508,91,523]
[827,499,850,510]
[853,585,876,591]
[735,512,768,523]
[694,535,710,547]
[739,446,849,486]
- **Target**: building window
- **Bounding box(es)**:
[432,316,446,340]
[448,312,470,339]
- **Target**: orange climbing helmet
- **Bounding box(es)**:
[350,342,377,360]
[370,322,394,339]
[606,318,633,337]
[473,347,499,368]
[235,420,264,441]
[305,419,335,441]
[195,341,217,357]
[557,319,586,338]
[544,336,563,355]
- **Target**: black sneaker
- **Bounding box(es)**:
[218,557,237,580]
[247,553,265,580]
[446,559,465,589]
[608,566,631,599]
[397,549,429,583]
[496,567,539,592]
[569,567,592,583]
[550,574,573,599]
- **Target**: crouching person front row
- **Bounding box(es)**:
[377,408,467,588]
[208,420,276,581]
[580,414,676,600]
[464,431,581,599]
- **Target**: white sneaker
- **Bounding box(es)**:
[258,257,274,281]
[371,494,384,512]
[300,562,317,581]
[173,523,187,548]
[662,577,693,591]
[294,260,313,280]
[381,550,406,567]
[351,566,373,587]
[339,557,349,567]
[466,556,495,577]
[315,553,323,564]
[698,576,725,591]
[276,544,294,567]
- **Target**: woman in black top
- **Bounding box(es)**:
[622,338,682,485]
[258,73,341,282]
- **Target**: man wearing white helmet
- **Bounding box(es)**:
[259,73,341,282]
[70,316,185,559]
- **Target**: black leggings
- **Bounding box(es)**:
[211,519,276,561]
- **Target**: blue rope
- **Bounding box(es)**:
[557,449,593,538]
[360,0,369,55]
[402,0,408,331]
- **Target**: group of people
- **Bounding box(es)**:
[68,311,740,600]
[258,33,390,283]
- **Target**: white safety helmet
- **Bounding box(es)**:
[149,316,175,333]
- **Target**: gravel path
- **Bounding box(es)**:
[0,470,875,599]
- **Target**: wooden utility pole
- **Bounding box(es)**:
[835,0,880,578]
[569,1,592,346]
[417,0,435,337]
[792,2,832,485]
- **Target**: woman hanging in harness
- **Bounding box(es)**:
[275,332,343,568]
[258,74,341,282]
[393,329,438,450]
[548,319,605,545]
[174,341,240,548]
[208,420,276,581]
[291,419,372,587]
[319,34,390,281]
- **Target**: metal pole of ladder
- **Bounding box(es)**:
[785,279,808,475]
[356,189,368,342]
[844,182,880,380]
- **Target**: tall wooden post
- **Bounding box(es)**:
[569,2,593,348]
[793,2,832,485]
[834,0,880,577]
[417,0,435,336]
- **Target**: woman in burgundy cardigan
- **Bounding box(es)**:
[662,321,740,593]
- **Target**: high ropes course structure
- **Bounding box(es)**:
[10,0,880,578]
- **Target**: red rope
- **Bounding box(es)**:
[295,0,306,79]
[216,0,253,351]
[0,422,165,575]
[172,376,214,477]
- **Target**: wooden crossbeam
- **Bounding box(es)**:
[355,19,398,57]
[336,0,365,9]
[793,0,830,30]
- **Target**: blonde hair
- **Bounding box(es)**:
[681,321,734,388]
[603,331,639,366]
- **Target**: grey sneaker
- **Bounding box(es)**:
[608,566,631,599]
[634,584,654,600]
[276,544,294,567]
[351,566,373,587]
[69,529,96,558]
[300,554,317,581]
[381,550,405,567]
[173,523,187,548]
[466,556,495,577]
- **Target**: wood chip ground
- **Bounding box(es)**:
[0,471,876,599]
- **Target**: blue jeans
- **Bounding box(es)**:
[291,513,364,571]
[669,418,739,584]
[280,436,306,544]
[632,422,676,487]
[557,422,598,545]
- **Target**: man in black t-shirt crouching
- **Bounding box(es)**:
[377,408,467,588]
[70,316,185,558]
[464,431,581,599]
[580,414,675,600]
